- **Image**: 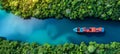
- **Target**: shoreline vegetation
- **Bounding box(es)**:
[0,0,120,20]
[0,37,120,54]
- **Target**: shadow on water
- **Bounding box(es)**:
[70,17,120,27]
[0,36,7,40]
[77,32,106,37]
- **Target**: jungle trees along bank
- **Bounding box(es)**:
[0,0,120,20]
[0,38,120,54]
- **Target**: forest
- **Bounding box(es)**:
[0,37,120,54]
[0,0,120,54]
[0,0,120,20]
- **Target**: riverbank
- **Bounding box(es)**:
[0,0,120,20]
[0,37,120,54]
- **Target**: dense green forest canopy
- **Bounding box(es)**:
[0,0,120,20]
[0,38,120,54]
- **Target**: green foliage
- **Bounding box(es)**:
[0,0,120,20]
[0,37,120,54]
[88,45,96,53]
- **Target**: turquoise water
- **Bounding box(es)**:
[0,10,120,45]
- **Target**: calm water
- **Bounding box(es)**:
[0,10,120,45]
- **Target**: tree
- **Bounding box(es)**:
[88,45,96,53]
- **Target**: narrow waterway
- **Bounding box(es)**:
[0,10,120,45]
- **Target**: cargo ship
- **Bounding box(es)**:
[73,27,104,33]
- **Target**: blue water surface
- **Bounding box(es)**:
[0,10,120,45]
